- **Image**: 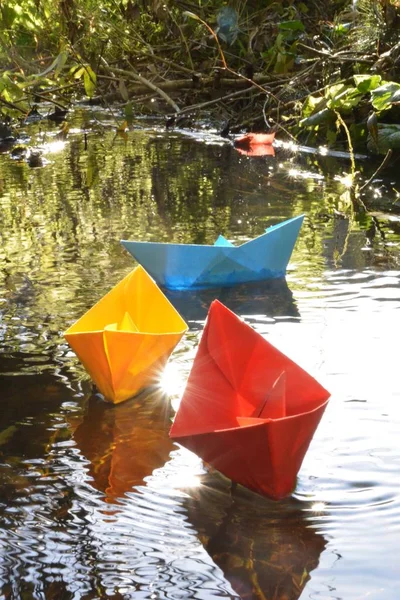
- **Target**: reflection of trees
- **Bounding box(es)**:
[2,111,398,375]
[184,472,327,600]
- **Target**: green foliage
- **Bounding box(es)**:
[368,123,400,154]
[353,74,381,94]
[263,19,305,74]
[371,82,400,112]
[299,72,400,146]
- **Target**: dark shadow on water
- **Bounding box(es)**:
[71,389,175,502]
[165,278,299,329]
[0,352,74,444]
[184,471,326,600]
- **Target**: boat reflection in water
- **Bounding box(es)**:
[182,470,327,600]
[71,388,175,502]
[165,277,299,330]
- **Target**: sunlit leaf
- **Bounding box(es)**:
[83,66,96,98]
[326,85,361,111]
[302,95,326,118]
[73,67,85,80]
[182,10,200,21]
[36,51,68,78]
[325,83,350,100]
[54,50,69,79]
[371,82,400,112]
[353,74,381,93]
[1,74,24,100]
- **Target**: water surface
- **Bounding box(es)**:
[0,110,399,599]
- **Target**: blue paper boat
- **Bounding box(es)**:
[121,214,304,290]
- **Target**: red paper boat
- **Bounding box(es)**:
[170,300,330,500]
[234,132,276,157]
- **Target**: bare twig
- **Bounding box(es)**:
[170,86,258,115]
[334,110,368,212]
[0,97,26,114]
[359,149,393,193]
[135,53,195,75]
[102,59,180,113]
[297,43,375,64]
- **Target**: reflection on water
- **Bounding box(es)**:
[185,473,326,600]
[71,390,174,502]
[165,278,299,330]
[0,109,400,599]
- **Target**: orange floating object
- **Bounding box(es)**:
[234,144,275,157]
[234,133,276,157]
[170,300,330,500]
[64,266,188,404]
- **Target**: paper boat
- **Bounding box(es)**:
[234,132,276,157]
[121,214,304,290]
[234,132,276,147]
[170,300,330,499]
[64,266,188,404]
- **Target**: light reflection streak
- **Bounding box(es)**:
[41,140,67,154]
[335,173,354,188]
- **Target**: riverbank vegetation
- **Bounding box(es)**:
[1,0,400,155]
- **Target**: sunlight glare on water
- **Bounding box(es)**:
[0,109,400,599]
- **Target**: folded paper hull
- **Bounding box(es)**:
[64,266,188,404]
[234,132,276,157]
[170,300,330,499]
[121,215,304,290]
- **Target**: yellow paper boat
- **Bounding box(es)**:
[64,266,188,404]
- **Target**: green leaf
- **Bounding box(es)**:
[326,85,361,111]
[1,5,18,27]
[325,83,349,100]
[83,66,96,98]
[326,127,337,144]
[72,66,85,79]
[300,108,335,127]
[124,102,134,119]
[354,74,381,93]
[54,50,69,78]
[302,95,326,118]
[368,123,400,153]
[278,20,305,32]
[36,51,69,78]
[182,10,200,21]
[1,74,24,100]
[371,82,400,112]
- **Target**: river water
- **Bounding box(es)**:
[0,109,399,599]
